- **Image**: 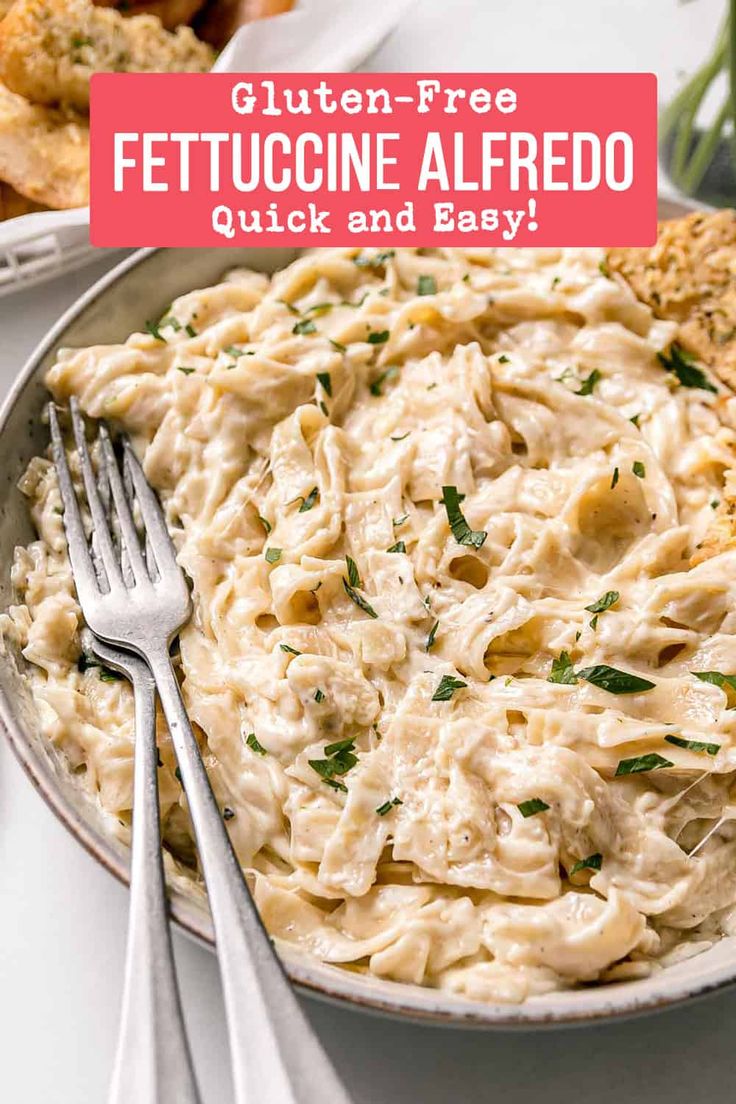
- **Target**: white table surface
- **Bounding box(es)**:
[1,2,732,1101]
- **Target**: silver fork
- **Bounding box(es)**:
[50,398,350,1104]
[82,631,200,1104]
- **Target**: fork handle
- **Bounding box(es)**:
[108,666,201,1104]
[147,647,351,1104]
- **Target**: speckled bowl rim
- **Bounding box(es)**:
[5,202,736,1030]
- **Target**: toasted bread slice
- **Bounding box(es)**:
[0,82,89,208]
[0,0,214,112]
[608,209,736,390]
[609,209,736,565]
[94,0,207,31]
[0,181,47,219]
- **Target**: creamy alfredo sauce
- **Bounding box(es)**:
[6,246,736,1003]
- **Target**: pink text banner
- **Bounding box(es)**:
[90,72,657,248]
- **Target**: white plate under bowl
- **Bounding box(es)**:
[3,207,734,1028]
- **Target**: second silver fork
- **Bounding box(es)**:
[50,398,350,1104]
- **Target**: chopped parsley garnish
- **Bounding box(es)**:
[329,338,347,353]
[354,250,395,269]
[426,619,439,652]
[693,670,736,697]
[585,591,619,614]
[391,432,410,442]
[160,315,181,331]
[441,485,487,549]
[577,369,601,396]
[548,651,577,684]
[615,752,673,776]
[517,798,550,818]
[432,674,467,702]
[346,555,361,588]
[297,487,319,513]
[578,665,655,694]
[630,413,641,427]
[223,807,235,820]
[664,734,720,756]
[368,330,390,345]
[265,548,282,564]
[417,275,437,296]
[309,738,358,792]
[598,260,610,278]
[177,366,195,375]
[224,345,246,358]
[305,302,333,317]
[632,460,646,478]
[258,514,271,535]
[658,343,717,393]
[387,541,406,553]
[279,644,301,656]
[370,366,398,395]
[277,299,300,315]
[246,732,267,755]
[376,797,403,816]
[316,371,332,396]
[569,852,602,875]
[314,689,326,703]
[293,318,317,336]
[610,467,620,489]
[498,354,510,364]
[145,320,165,341]
[184,323,197,338]
[393,514,409,528]
[342,578,378,619]
[99,667,123,682]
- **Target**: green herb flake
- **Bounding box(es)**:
[615,752,673,776]
[577,369,601,396]
[265,548,282,564]
[329,338,347,353]
[598,260,610,278]
[664,734,720,756]
[160,315,181,332]
[658,343,717,393]
[176,366,196,375]
[630,413,641,428]
[246,732,267,756]
[498,354,510,364]
[569,852,603,876]
[298,487,319,513]
[293,318,317,336]
[426,619,439,652]
[578,665,655,694]
[376,797,403,816]
[387,541,406,553]
[418,274,437,296]
[393,514,409,528]
[314,689,326,704]
[354,250,395,269]
[368,330,390,346]
[145,320,165,342]
[391,431,410,442]
[548,651,578,685]
[584,590,620,615]
[370,366,398,396]
[279,644,301,656]
[309,738,358,791]
[277,299,300,315]
[432,674,467,702]
[610,467,620,489]
[518,798,550,818]
[316,371,332,396]
[342,578,378,619]
[346,555,361,588]
[632,460,646,479]
[258,514,272,535]
[99,667,123,682]
[184,323,197,338]
[693,671,736,704]
[441,485,487,549]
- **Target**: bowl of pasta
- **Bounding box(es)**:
[5,200,736,1026]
